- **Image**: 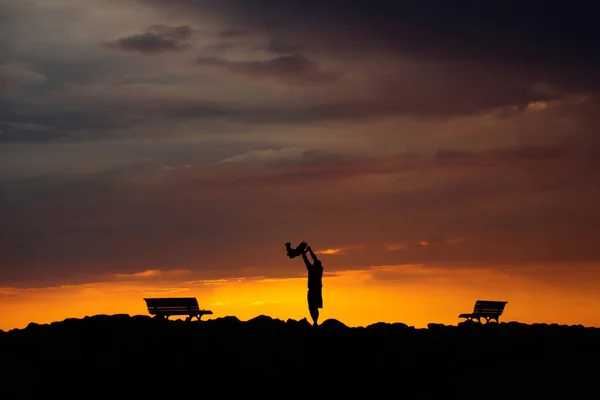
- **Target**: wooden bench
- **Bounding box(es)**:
[144,297,213,321]
[459,300,508,323]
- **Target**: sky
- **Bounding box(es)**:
[1,0,600,330]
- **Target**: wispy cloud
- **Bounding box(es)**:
[141,287,191,295]
[115,269,161,278]
[184,279,231,285]
[113,269,190,279]
[315,245,364,255]
[256,277,303,283]
[104,25,193,54]
[196,55,341,85]
[0,288,19,298]
[385,237,465,252]
[210,301,233,306]
[316,248,344,255]
[385,243,409,252]
[217,147,303,164]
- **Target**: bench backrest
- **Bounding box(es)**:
[144,297,200,315]
[473,300,507,315]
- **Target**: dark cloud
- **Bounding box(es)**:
[3,1,596,148]
[128,1,600,122]
[196,55,340,84]
[435,145,569,163]
[3,88,593,145]
[218,28,248,38]
[435,149,475,160]
[156,84,559,125]
[487,145,569,160]
[221,144,596,188]
[266,40,304,54]
[140,1,600,92]
[142,1,600,64]
[207,32,303,56]
[3,142,600,287]
[0,101,141,143]
[104,25,193,54]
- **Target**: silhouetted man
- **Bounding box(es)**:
[301,245,323,326]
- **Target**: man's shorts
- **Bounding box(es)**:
[307,288,323,309]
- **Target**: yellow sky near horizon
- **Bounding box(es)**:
[1,263,599,331]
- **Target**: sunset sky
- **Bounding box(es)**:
[2,1,600,331]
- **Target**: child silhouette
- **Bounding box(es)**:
[285,241,308,259]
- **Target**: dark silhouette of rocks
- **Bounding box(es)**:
[1,314,598,397]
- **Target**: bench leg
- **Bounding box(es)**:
[184,314,202,322]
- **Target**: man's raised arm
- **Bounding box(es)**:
[301,249,312,270]
[308,246,319,264]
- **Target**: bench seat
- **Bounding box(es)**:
[144,297,213,321]
[459,300,508,323]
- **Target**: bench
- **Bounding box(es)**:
[458,300,508,323]
[144,297,213,321]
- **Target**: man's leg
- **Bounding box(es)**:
[309,306,319,326]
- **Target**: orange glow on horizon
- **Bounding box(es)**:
[1,263,600,331]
